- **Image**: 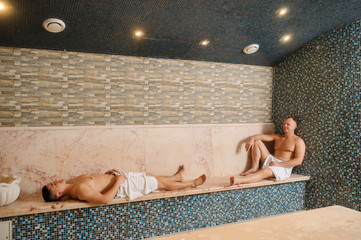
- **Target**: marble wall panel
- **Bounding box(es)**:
[53,128,126,179]
[123,128,146,172]
[0,129,57,194]
[143,126,214,178]
[211,124,275,177]
[0,123,273,195]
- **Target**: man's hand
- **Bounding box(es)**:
[114,174,127,183]
[244,134,278,152]
[245,138,254,152]
[269,161,280,167]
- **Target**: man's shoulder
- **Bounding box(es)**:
[295,135,305,144]
[71,183,91,194]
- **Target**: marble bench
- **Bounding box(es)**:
[0,174,309,239]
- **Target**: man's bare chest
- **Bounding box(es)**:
[275,138,296,152]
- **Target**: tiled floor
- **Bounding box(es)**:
[151,205,361,240]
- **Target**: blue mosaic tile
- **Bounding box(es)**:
[274,19,360,211]
[0,182,305,239]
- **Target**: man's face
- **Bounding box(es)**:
[283,118,297,133]
[46,179,65,196]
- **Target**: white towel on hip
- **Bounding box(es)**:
[262,155,293,181]
[115,172,158,200]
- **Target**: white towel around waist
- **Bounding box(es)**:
[262,155,293,181]
[115,172,158,200]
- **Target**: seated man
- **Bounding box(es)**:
[230,117,306,185]
[42,165,206,204]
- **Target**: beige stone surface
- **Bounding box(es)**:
[151,205,361,240]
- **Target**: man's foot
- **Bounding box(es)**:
[230,176,235,185]
[230,176,242,186]
[240,168,257,176]
[192,174,206,187]
[174,165,185,182]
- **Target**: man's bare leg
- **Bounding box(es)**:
[231,168,274,185]
[173,165,185,182]
[156,174,206,191]
[241,140,270,176]
[146,165,185,182]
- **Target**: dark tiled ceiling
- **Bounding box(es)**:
[0,0,360,66]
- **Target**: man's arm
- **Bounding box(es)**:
[105,169,121,175]
[245,134,279,152]
[270,138,306,168]
[76,175,126,204]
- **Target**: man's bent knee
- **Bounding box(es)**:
[254,140,271,162]
[254,139,265,147]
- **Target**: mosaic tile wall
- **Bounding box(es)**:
[274,19,360,211]
[0,182,305,240]
[0,47,272,127]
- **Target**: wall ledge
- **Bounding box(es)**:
[0,174,309,218]
[0,123,274,131]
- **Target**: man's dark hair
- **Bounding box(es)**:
[42,185,59,202]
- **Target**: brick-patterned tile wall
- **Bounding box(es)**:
[0,47,273,127]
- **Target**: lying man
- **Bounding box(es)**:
[42,165,206,204]
[230,117,306,185]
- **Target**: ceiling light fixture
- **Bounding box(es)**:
[200,40,210,46]
[43,18,66,33]
[134,30,144,38]
[277,8,288,16]
[280,35,291,42]
[0,2,13,14]
[243,44,259,54]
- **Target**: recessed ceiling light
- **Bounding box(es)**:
[277,8,288,16]
[134,30,144,38]
[243,44,259,54]
[43,18,66,33]
[200,40,210,46]
[0,2,13,14]
[280,35,291,42]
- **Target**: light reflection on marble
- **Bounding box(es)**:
[0,123,274,196]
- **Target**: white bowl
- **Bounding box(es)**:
[0,175,21,206]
